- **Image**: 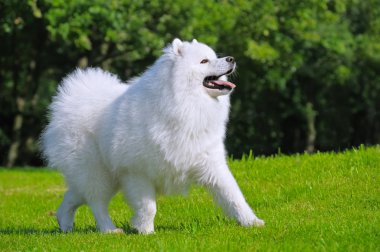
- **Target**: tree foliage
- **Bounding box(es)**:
[0,0,379,166]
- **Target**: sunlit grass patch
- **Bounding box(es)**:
[1,146,379,251]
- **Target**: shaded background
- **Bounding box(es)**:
[1,0,379,167]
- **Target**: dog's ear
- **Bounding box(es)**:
[192,39,198,43]
[172,38,183,56]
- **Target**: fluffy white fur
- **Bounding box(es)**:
[41,38,264,234]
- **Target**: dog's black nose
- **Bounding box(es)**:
[226,56,235,63]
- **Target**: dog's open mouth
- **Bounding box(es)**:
[203,70,236,91]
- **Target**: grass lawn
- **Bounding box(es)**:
[0,146,379,251]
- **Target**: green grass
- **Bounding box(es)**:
[1,146,379,251]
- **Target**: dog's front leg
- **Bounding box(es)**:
[198,159,265,227]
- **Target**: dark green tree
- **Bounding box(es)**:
[0,0,379,166]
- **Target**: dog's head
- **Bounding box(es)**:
[167,38,236,98]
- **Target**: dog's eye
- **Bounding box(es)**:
[200,59,209,64]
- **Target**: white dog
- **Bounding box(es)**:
[41,38,264,234]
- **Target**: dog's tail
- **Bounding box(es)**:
[40,68,127,170]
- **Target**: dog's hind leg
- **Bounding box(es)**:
[57,189,84,232]
[88,200,123,233]
[84,171,123,233]
[121,175,156,234]
[60,164,122,233]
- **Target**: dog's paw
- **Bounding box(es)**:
[104,228,124,234]
[252,218,265,227]
[59,224,74,232]
[57,215,74,232]
[239,217,265,228]
[132,225,155,235]
[237,211,265,228]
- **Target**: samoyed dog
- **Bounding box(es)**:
[41,38,264,234]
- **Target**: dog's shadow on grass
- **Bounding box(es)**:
[0,226,132,235]
[121,224,183,234]
[0,227,66,235]
[0,220,211,235]
[0,225,182,235]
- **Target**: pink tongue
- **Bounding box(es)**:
[211,80,236,89]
